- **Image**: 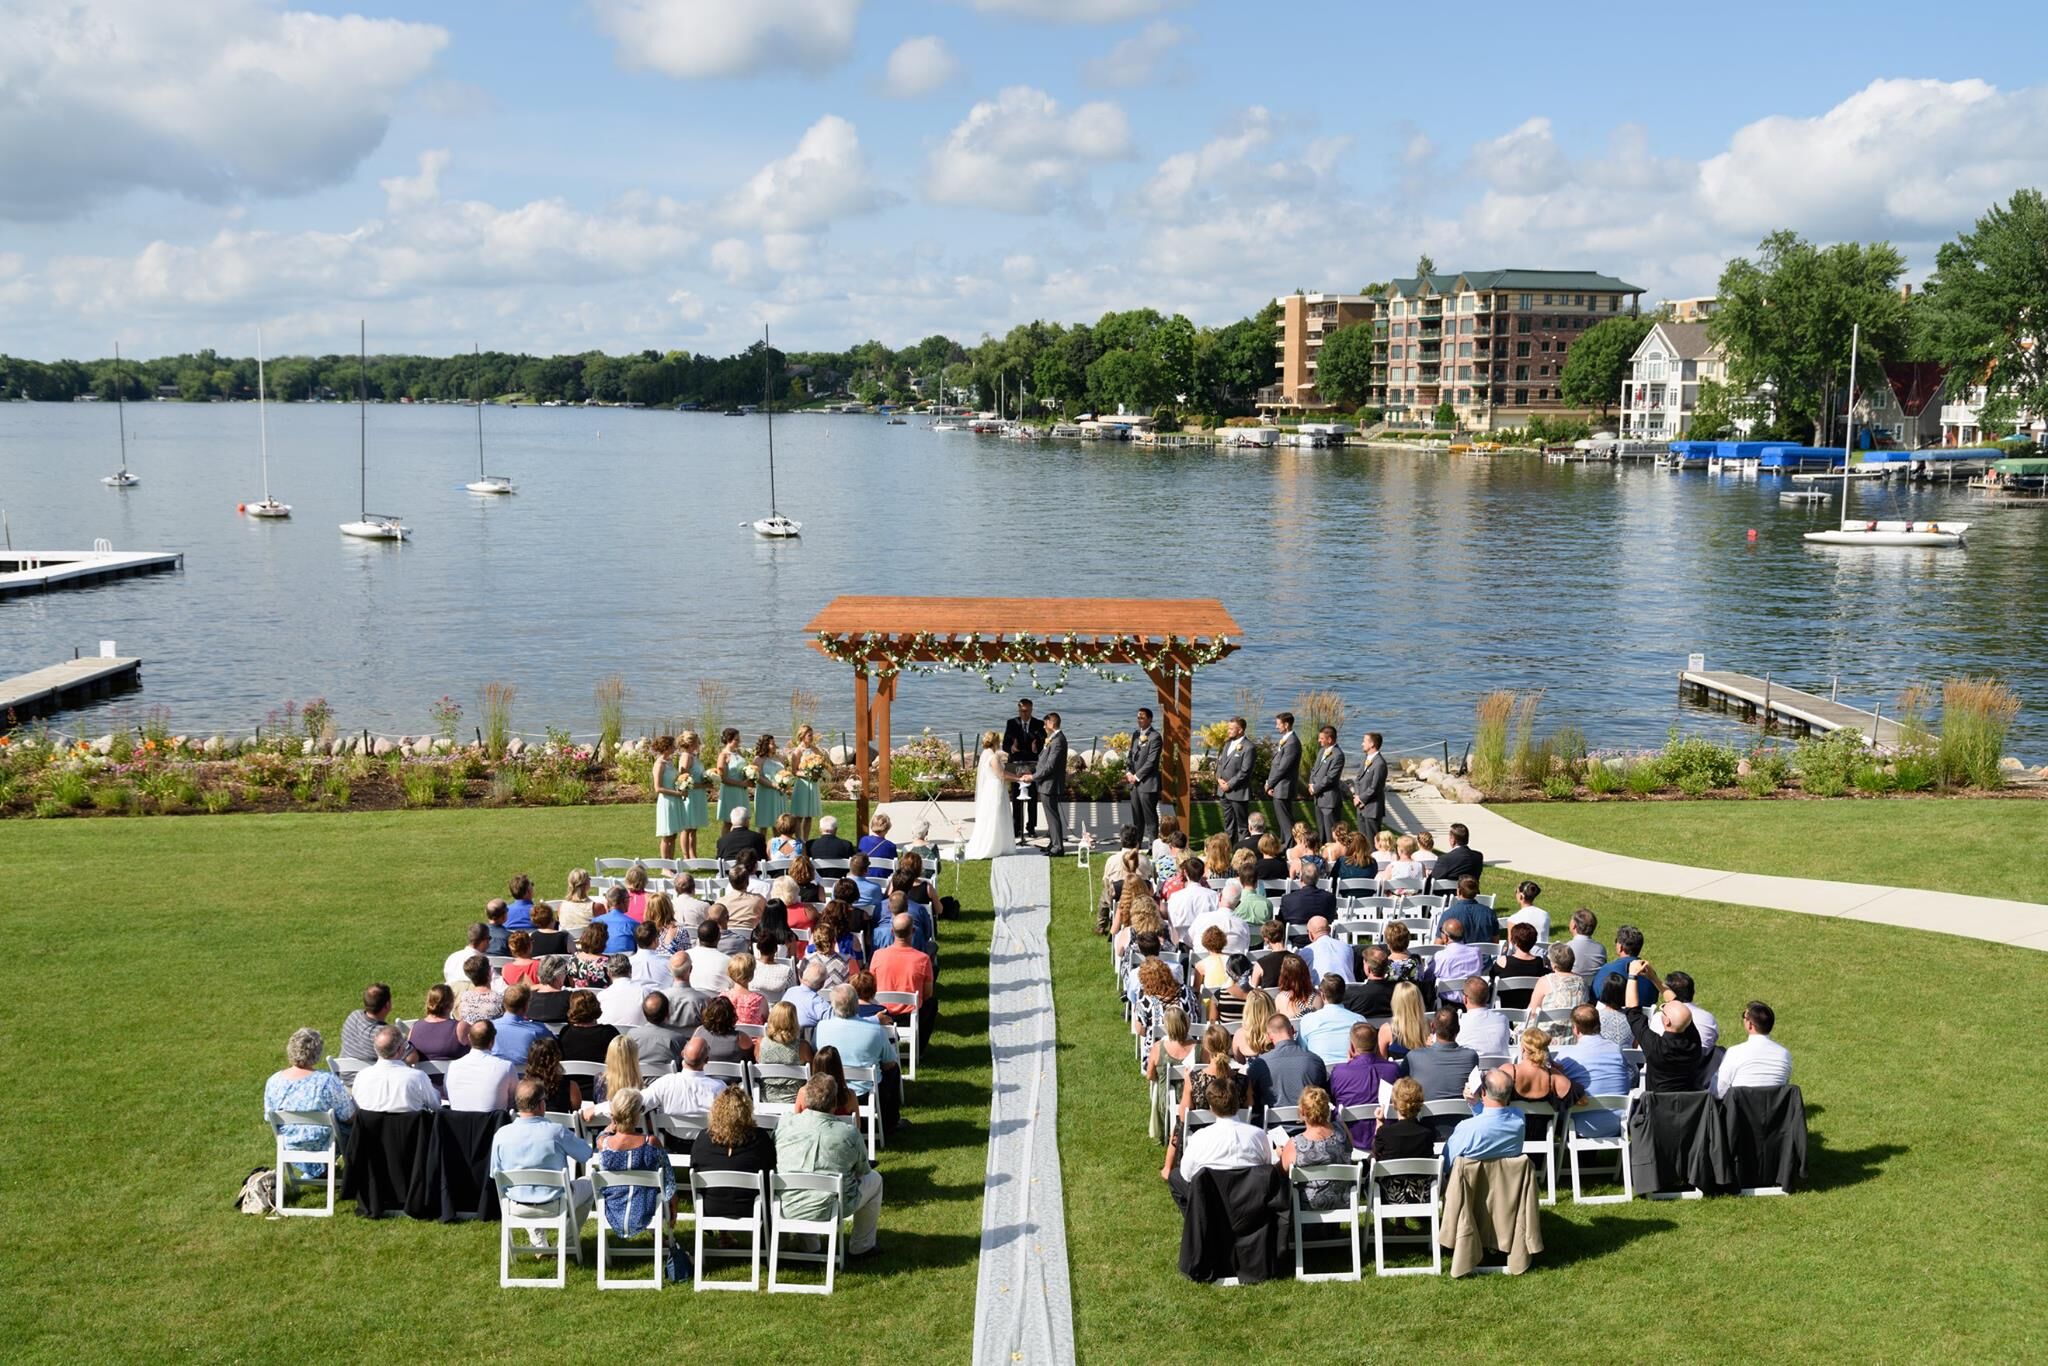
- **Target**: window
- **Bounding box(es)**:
[1540,340,1550,353]
[1459,365,1472,380]
[1517,317,1532,334]
[1606,295,1618,312]
[1392,301,1404,317]
[1518,293,1531,310]
[1391,344,1404,359]
[1542,294,1553,305]
[1457,388,1470,403]
[1574,293,1584,306]
[1515,341,1530,357]
[1493,367,1506,381]
[1515,388,1529,405]
[1459,342,1472,358]
[1460,318,1474,334]
[1643,354,1664,381]
[1515,365,1528,381]
[1539,365,1550,376]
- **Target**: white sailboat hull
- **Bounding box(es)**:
[247,499,292,518]
[1804,520,1967,548]
[340,517,408,541]
[465,477,516,494]
[102,473,138,487]
[751,516,802,538]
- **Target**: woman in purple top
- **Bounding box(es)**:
[406,984,467,1062]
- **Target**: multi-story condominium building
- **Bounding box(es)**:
[1663,296,1720,323]
[1619,322,1727,439]
[1259,292,1378,410]
[1372,269,1643,429]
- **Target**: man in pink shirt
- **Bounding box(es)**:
[870,912,938,1046]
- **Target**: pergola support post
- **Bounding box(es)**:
[1147,653,1194,829]
[853,669,871,833]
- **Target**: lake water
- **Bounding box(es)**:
[3,401,2043,759]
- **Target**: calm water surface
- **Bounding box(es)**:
[2,402,2044,758]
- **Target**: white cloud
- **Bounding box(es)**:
[709,238,764,285]
[722,116,897,233]
[882,35,958,98]
[958,0,1174,20]
[1083,20,1186,88]
[925,86,1133,214]
[590,0,863,79]
[1468,117,1568,195]
[380,149,451,213]
[0,0,446,220]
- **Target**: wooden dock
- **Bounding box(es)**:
[0,656,143,721]
[1679,668,1902,749]
[0,548,183,600]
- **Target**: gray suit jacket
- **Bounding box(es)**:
[1034,730,1067,797]
[1268,730,1302,798]
[1309,745,1346,801]
[1127,726,1161,794]
[1215,737,1252,798]
[1353,752,1387,818]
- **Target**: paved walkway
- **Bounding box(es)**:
[973,855,1075,1366]
[1389,783,2047,952]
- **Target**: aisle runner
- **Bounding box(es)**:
[972,855,1076,1366]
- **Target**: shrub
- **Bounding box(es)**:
[552,776,589,807]
[487,769,519,806]
[595,675,627,762]
[1655,730,1740,791]
[480,682,515,759]
[1794,729,1864,796]
[1737,770,1777,798]
[322,774,352,808]
[1507,693,1543,785]
[1472,691,1514,792]
[1674,771,1712,798]
[1293,690,1347,784]
[52,771,92,809]
[1624,762,1665,796]
[1585,759,1622,795]
[401,766,440,809]
[1744,746,1793,790]
[1892,749,1937,792]
[90,784,133,813]
[201,786,235,814]
[1541,773,1576,800]
[301,697,334,742]
[109,730,134,764]
[1852,763,1896,794]
[33,797,68,818]
[1936,676,2021,789]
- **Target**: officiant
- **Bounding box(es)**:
[1002,698,1045,841]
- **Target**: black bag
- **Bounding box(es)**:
[938,895,961,921]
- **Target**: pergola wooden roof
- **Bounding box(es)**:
[804,595,1243,829]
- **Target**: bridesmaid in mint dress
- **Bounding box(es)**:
[676,729,708,860]
[751,733,787,837]
[651,735,686,860]
[786,723,827,840]
[714,728,750,832]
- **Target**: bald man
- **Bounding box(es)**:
[1623,957,1704,1091]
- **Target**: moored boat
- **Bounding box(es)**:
[1803,519,1967,547]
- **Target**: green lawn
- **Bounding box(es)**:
[1498,798,2048,905]
[0,806,992,1364]
[1047,855,2048,1362]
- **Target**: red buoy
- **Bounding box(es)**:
[1746,528,1757,542]
[237,503,246,513]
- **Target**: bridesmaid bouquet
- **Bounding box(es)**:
[771,769,796,795]
[743,763,762,783]
[798,753,828,778]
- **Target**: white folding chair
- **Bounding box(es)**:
[704,1060,751,1090]
[1430,879,1460,896]
[691,1171,766,1292]
[875,992,921,1079]
[265,1109,340,1217]
[594,857,642,878]
[768,1172,847,1294]
[752,1063,811,1105]
[588,1166,669,1290]
[1507,1102,1559,1206]
[841,1065,881,1159]
[1290,1161,1364,1282]
[1567,1096,1636,1204]
[325,1056,370,1090]
[653,1111,707,1219]
[1336,1104,1376,1162]
[1369,1157,1443,1276]
[494,1166,585,1288]
[865,858,896,875]
[736,1022,766,1040]
[1420,1098,1475,1151]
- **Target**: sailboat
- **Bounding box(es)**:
[1803,324,1966,549]
[749,324,801,538]
[100,341,138,487]
[339,321,409,541]
[245,327,291,518]
[463,344,515,494]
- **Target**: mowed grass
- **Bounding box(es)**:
[0,806,993,1364]
[1500,797,2048,906]
[1047,855,2048,1362]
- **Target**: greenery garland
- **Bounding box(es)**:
[814,630,1234,694]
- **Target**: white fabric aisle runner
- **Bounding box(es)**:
[972,854,1076,1366]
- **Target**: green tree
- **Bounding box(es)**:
[1415,254,1436,279]
[1432,400,1456,429]
[1313,322,1376,409]
[1920,189,2048,432]
[1688,378,1738,440]
[1085,348,1164,413]
[1558,314,1652,418]
[1148,314,1197,402]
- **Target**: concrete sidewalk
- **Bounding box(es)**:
[1388,783,2048,953]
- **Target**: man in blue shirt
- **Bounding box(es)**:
[813,984,902,1135]
[1296,977,1365,1068]
[1589,925,1646,1003]
[490,985,551,1066]
[490,1079,594,1226]
[595,895,639,955]
[867,888,934,956]
[1551,1004,1636,1137]
[783,960,831,1031]
[1433,875,1499,944]
[845,855,887,931]
[505,874,536,931]
[1440,1069,1527,1174]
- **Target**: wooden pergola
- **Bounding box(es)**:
[804,596,1243,832]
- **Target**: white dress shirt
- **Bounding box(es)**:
[1192,905,1251,955]
[351,1058,441,1113]
[1712,1034,1792,1096]
[687,945,732,994]
[1457,1006,1514,1059]
[596,979,646,1028]
[638,1067,727,1118]
[1301,934,1355,983]
[674,895,713,929]
[630,948,672,988]
[1166,884,1220,943]
[1178,1116,1274,1183]
[444,1051,518,1112]
[444,946,484,990]
[1504,906,1550,939]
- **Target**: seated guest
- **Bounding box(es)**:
[1228,858,1272,928]
[1405,1009,1481,1129]
[1380,922,1423,984]
[1154,830,1190,892]
[1098,828,1155,932]
[1430,822,1483,886]
[620,863,651,921]
[1300,917,1355,984]
[758,1001,814,1102]
[814,984,899,1133]
[1380,835,1425,887]
[1565,908,1606,979]
[1503,880,1549,939]
[1271,954,1315,1020]
[871,912,938,1044]
[1278,866,1337,930]
[1298,975,1366,1068]
[1377,981,1428,1062]
[803,1047,862,1118]
[597,957,647,1027]
[568,922,616,989]
[1330,1022,1401,1150]
[845,858,886,923]
[773,854,821,909]
[1251,831,1289,884]
[1164,858,1218,948]
[484,899,511,955]
[671,874,713,933]
[629,921,670,987]
[1284,822,1319,879]
[505,874,536,930]
[1428,921,1487,1002]
[1439,1069,1527,1174]
[556,990,619,1068]
[768,813,802,862]
[1193,927,1232,990]
[1552,1005,1636,1136]
[720,853,769,932]
[1165,1024,1237,1179]
[661,958,706,1032]
[591,1087,673,1242]
[1434,875,1499,944]
[1170,1074,1271,1208]
[803,917,856,992]
[643,895,685,959]
[1595,975,1633,1046]
[1489,922,1548,1011]
[1413,829,1440,875]
[724,953,767,1026]
[1251,919,1304,993]
[1202,832,1234,889]
[1371,1077,1436,1204]
[1623,959,1703,1091]
[1333,829,1375,885]
[1146,1006,1198,1085]
[776,1074,884,1256]
[340,983,404,1062]
[857,812,897,862]
[1368,829,1398,872]
[445,1020,518,1111]
[1229,810,1262,857]
[687,921,733,994]
[490,985,549,1067]
[1590,924,1646,1001]
[1504,1027,1575,1111]
[557,869,597,936]
[1246,1014,1328,1118]
[783,959,831,1031]
[1280,1086,1352,1209]
[1455,976,1514,1059]
[490,1079,593,1226]
[1650,970,1720,1051]
[1713,1000,1792,1097]
[599,1036,643,1104]
[527,955,573,1024]
[406,985,466,1064]
[352,1026,439,1113]
[752,928,797,1006]
[627,993,689,1076]
[806,814,856,863]
[1523,942,1590,1029]
[523,1036,583,1113]
[691,1085,777,1218]
[264,1027,355,1167]
[596,888,639,955]
[717,807,768,863]
[693,995,757,1064]
[528,903,571,957]
[1342,946,1397,1019]
[445,923,491,991]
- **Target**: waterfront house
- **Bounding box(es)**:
[1618,321,1727,439]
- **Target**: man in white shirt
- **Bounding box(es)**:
[1192,897,1251,956]
[596,959,645,1027]
[1165,858,1219,947]
[350,1026,440,1113]
[444,923,491,991]
[1300,917,1355,983]
[672,874,713,931]
[1503,880,1550,939]
[1647,970,1720,1051]
[445,1020,519,1112]
[1171,1074,1272,1209]
[590,1037,726,1121]
[1713,1000,1792,1096]
[629,924,671,988]
[1455,976,1514,1059]
[686,921,732,994]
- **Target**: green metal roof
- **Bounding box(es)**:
[1385,269,1643,297]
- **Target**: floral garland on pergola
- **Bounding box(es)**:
[814,629,1235,694]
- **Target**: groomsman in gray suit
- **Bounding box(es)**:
[1033,712,1069,857]
[1264,711,1303,835]
[1123,707,1162,842]
[1308,725,1347,845]
[1352,730,1389,840]
[1214,716,1253,846]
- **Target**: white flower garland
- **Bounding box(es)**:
[814,630,1235,695]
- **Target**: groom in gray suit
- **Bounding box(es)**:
[1034,712,1068,857]
[1351,730,1389,840]
[1214,716,1253,846]
[1308,725,1347,845]
[1265,711,1303,835]
[1124,707,1161,842]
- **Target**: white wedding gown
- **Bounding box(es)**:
[963,747,1019,860]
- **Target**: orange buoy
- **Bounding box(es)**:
[237,503,246,513]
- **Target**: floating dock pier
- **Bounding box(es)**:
[0,656,143,720]
[1679,663,1903,750]
[0,546,183,600]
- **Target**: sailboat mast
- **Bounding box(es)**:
[114,341,129,474]
[358,320,368,520]
[257,327,270,501]
[1840,322,1859,527]
[763,325,778,516]
[474,343,485,478]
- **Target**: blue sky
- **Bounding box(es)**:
[4,0,2047,359]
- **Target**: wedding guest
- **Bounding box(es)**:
[1413,829,1440,875]
[455,955,504,1033]
[1280,1086,1352,1209]
[557,990,619,1068]
[500,931,539,987]
[646,893,687,957]
[595,888,638,955]
[621,863,651,921]
[444,923,491,991]
[859,812,897,862]
[591,1089,673,1244]
[694,995,757,1064]
[1523,941,1589,1030]
[484,899,511,954]
[523,1036,583,1114]
[690,1086,775,1220]
[719,851,768,930]
[1381,835,1426,887]
[529,904,570,957]
[570,923,616,987]
[558,869,596,935]
[1251,832,1289,884]
[445,1020,517,1111]
[340,983,403,1061]
[526,956,573,1025]
[1377,981,1428,1062]
[406,984,466,1063]
[505,874,536,931]
[1370,1078,1437,1206]
[768,813,802,863]
[1490,922,1549,1010]
[1329,1022,1401,1149]
[264,1028,355,1170]
[758,1002,813,1101]
[1381,921,1423,983]
[808,814,855,863]
[724,953,767,1026]
[1285,822,1319,879]
[1504,880,1550,939]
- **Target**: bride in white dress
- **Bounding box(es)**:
[963,730,1019,860]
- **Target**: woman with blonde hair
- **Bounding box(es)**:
[622,863,650,920]
[1285,821,1319,878]
[593,1088,674,1241]
[1114,898,1164,961]
[652,734,687,861]
[1145,1005,1196,1082]
[1506,1026,1576,1106]
[786,723,827,841]
[1149,811,1183,865]
[1377,981,1427,1061]
[559,868,596,935]
[1371,828,1399,873]
[757,1000,812,1101]
[768,812,801,863]
[1371,1077,1436,1206]
[599,1034,642,1103]
[1201,832,1232,886]
[1233,988,1276,1061]
[1281,1086,1351,1209]
[723,953,767,1025]
[1413,828,1439,875]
